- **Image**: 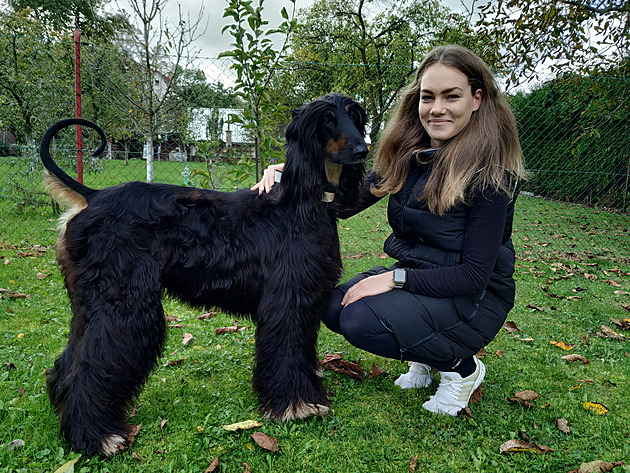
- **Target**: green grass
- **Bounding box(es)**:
[1,196,630,473]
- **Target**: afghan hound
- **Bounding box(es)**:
[42,94,368,457]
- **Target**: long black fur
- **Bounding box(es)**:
[42,94,368,457]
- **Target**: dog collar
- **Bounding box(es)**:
[322,192,335,203]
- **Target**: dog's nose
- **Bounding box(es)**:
[353,144,368,160]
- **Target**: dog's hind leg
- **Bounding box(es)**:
[48,258,166,456]
[252,293,330,421]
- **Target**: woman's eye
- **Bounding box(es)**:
[420,95,433,102]
[447,95,460,100]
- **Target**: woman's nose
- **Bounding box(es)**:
[431,98,446,115]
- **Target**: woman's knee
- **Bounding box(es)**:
[322,288,345,334]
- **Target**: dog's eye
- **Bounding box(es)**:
[324,113,337,127]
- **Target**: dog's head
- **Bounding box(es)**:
[281,94,368,213]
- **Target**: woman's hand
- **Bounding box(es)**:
[341,271,395,306]
[251,163,285,195]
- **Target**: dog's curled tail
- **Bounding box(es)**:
[40,118,106,207]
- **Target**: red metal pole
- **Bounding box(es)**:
[74,28,83,183]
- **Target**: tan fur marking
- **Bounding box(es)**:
[265,401,329,422]
[43,172,87,239]
[324,135,346,156]
[324,159,343,186]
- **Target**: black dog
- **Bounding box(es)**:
[42,94,368,456]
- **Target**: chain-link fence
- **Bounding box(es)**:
[1,33,629,262]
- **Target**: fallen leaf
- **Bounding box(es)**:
[609,317,630,330]
[495,350,505,357]
[507,390,539,408]
[584,273,598,281]
[469,384,484,405]
[499,439,553,454]
[132,452,142,461]
[503,321,521,332]
[550,340,576,350]
[7,439,25,451]
[243,463,251,473]
[603,279,622,287]
[251,432,278,452]
[222,420,263,431]
[7,292,29,299]
[168,324,185,329]
[566,296,583,300]
[613,290,630,295]
[198,311,217,320]
[163,358,183,367]
[596,325,626,341]
[182,333,193,346]
[527,304,543,311]
[514,390,539,401]
[53,456,80,473]
[582,401,609,415]
[320,354,366,379]
[36,271,51,279]
[556,418,570,434]
[409,454,418,472]
[165,315,181,322]
[622,303,630,311]
[159,419,167,430]
[204,457,220,473]
[569,460,627,473]
[367,363,386,379]
[127,424,142,444]
[561,354,590,364]
[215,322,239,334]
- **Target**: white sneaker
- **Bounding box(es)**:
[422,357,485,416]
[394,362,436,389]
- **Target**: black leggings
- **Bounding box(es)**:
[322,288,476,375]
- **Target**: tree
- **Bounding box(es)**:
[285,0,484,143]
[114,0,206,182]
[0,8,71,155]
[220,0,297,181]
[9,0,131,39]
[474,0,630,86]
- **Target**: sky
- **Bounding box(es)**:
[115,0,474,59]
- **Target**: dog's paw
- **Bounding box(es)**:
[100,435,126,457]
[269,400,330,422]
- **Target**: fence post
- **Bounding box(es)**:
[74,28,83,183]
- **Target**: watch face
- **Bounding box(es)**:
[394,269,406,284]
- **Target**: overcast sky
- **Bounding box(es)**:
[116,0,474,59]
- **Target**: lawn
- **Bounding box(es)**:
[1,169,630,472]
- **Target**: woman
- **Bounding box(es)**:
[253,45,526,416]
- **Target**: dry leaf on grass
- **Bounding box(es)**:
[168,324,185,329]
[502,321,521,332]
[243,462,251,473]
[609,317,630,330]
[165,315,181,322]
[409,454,418,472]
[568,460,627,473]
[53,456,80,473]
[204,457,220,473]
[251,431,279,452]
[556,418,570,434]
[159,419,167,430]
[561,354,590,364]
[550,340,576,350]
[131,452,142,461]
[499,439,553,454]
[6,292,30,299]
[367,363,386,379]
[222,420,263,431]
[507,390,539,408]
[198,311,217,320]
[182,333,193,346]
[216,321,239,334]
[603,279,622,287]
[582,401,609,415]
[596,325,626,341]
[320,353,366,379]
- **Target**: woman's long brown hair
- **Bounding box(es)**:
[373,45,526,214]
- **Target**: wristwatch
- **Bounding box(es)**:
[393,268,407,289]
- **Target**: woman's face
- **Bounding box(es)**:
[418,63,482,148]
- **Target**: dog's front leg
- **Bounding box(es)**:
[252,295,330,421]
